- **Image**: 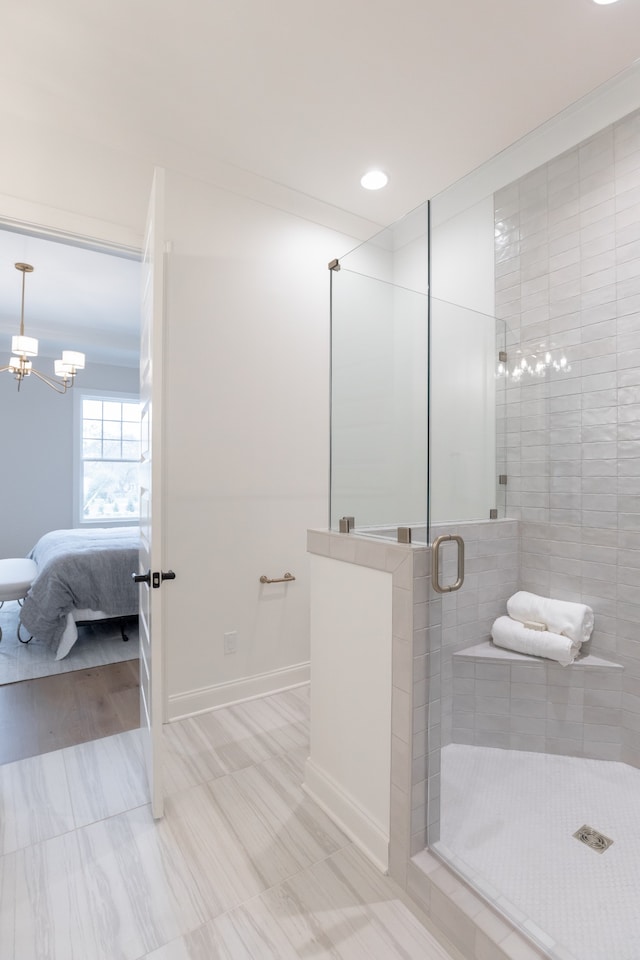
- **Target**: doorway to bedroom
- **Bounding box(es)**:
[0,224,143,763]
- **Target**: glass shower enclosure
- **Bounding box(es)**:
[329,202,430,538]
[329,61,640,960]
[330,202,504,541]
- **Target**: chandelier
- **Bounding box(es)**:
[1,262,85,393]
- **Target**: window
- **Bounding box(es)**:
[77,394,141,523]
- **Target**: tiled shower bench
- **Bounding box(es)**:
[452,641,624,761]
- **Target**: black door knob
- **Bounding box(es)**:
[161,570,176,582]
[132,570,151,584]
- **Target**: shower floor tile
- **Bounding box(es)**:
[436,744,640,960]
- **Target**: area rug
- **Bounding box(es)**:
[0,601,139,685]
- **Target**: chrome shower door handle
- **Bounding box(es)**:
[431,534,465,594]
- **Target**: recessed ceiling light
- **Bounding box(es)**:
[592,0,621,5]
[360,170,388,190]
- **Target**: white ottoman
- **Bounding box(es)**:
[0,558,38,642]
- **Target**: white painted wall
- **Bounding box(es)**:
[162,169,359,712]
[305,554,392,870]
[0,158,368,715]
[0,359,139,556]
[0,109,378,720]
[430,196,495,316]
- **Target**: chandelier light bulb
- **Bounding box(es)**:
[12,334,38,357]
[1,262,86,394]
[62,350,86,371]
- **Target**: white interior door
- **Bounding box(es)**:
[136,167,166,818]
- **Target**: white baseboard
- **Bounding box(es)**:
[167,661,310,721]
[303,757,389,873]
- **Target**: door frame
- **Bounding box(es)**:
[0,198,167,747]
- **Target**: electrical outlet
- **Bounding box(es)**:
[223,631,237,655]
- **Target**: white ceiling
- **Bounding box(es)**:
[1,0,640,366]
[0,231,140,368]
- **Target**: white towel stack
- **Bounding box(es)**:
[491,591,594,667]
[507,591,594,645]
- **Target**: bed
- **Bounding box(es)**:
[19,527,140,660]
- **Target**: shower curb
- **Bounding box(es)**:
[404,849,574,960]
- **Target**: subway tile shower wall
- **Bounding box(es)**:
[494,106,640,770]
[451,652,624,761]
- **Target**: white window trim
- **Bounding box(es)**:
[73,387,140,528]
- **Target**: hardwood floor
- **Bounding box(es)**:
[0,659,140,764]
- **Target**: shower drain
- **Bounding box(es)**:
[573,825,614,853]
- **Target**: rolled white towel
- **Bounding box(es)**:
[507,591,594,645]
[491,616,580,667]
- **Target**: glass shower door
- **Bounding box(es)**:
[426,293,507,853]
[423,173,557,958]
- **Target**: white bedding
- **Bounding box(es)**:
[58,608,109,660]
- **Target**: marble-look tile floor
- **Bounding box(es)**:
[0,685,459,960]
